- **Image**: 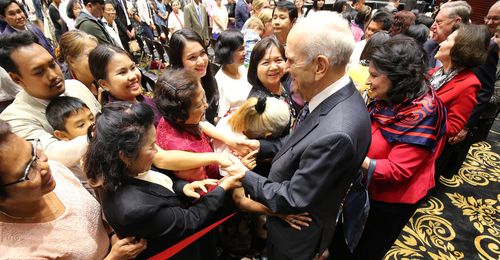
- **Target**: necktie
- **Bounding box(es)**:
[197,5,202,25]
[293,103,309,130]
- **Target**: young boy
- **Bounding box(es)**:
[46,96,95,192]
[46,96,95,141]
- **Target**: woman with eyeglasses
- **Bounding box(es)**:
[0,120,146,259]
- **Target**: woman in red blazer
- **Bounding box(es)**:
[430,24,490,179]
[344,36,447,260]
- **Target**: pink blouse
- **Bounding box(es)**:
[156,118,221,182]
[0,161,109,259]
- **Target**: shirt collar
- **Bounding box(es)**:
[308,73,350,112]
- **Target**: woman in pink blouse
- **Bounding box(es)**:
[154,69,224,192]
[0,120,146,259]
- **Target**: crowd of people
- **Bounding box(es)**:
[0,0,499,259]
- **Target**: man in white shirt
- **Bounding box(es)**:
[0,31,100,168]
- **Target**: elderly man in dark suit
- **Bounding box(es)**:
[224,12,371,260]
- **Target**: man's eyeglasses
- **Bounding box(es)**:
[2,139,42,187]
[484,16,500,23]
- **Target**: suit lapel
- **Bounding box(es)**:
[272,82,356,162]
[191,4,202,27]
[128,177,176,197]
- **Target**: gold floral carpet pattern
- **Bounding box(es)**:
[384,142,500,260]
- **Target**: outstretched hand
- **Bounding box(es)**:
[230,138,260,157]
[183,179,219,199]
[222,154,249,177]
[240,150,258,170]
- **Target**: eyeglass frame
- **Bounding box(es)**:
[2,138,41,187]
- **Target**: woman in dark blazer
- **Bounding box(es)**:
[430,24,491,179]
[84,102,242,259]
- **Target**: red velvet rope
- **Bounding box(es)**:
[148,212,236,260]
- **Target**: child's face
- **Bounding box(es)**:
[59,108,95,140]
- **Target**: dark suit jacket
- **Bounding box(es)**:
[468,42,499,128]
[243,82,371,259]
[112,0,130,38]
[100,177,226,259]
[2,24,54,57]
[423,39,439,68]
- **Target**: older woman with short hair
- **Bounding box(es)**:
[154,69,230,184]
[343,36,447,259]
[431,24,491,179]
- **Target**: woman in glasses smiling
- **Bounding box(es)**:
[0,120,146,259]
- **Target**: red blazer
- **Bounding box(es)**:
[429,68,481,137]
[368,121,445,204]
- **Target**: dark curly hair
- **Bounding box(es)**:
[370,35,427,104]
[214,30,244,65]
[450,24,490,69]
[154,69,200,127]
[84,102,154,191]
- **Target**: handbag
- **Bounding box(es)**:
[128,40,141,53]
[338,160,376,252]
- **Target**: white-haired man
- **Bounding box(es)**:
[224,12,371,259]
[424,0,471,68]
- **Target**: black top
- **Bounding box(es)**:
[99,177,226,259]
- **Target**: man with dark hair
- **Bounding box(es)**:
[349,10,393,67]
[0,0,54,57]
[75,0,115,44]
[272,0,297,46]
[349,0,365,19]
[0,31,100,169]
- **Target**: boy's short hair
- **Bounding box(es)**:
[46,96,89,132]
[246,17,264,31]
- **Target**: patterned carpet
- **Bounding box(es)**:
[385,124,500,259]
